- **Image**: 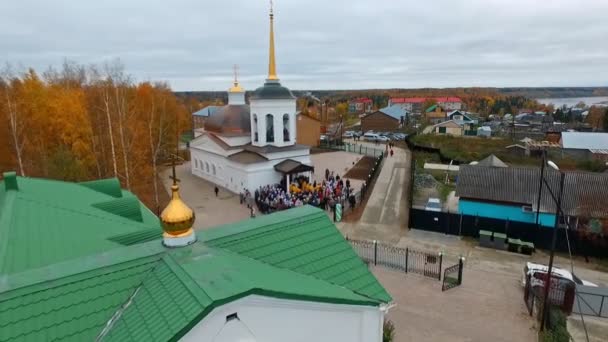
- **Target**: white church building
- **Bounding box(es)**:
[189,7,313,194]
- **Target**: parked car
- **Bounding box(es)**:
[320,134,328,141]
[425,198,442,212]
[376,135,390,142]
[363,132,380,141]
[353,131,363,137]
[342,131,354,138]
[521,262,598,288]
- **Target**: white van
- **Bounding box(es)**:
[363,133,380,141]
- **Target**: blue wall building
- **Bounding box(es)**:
[459,199,555,227]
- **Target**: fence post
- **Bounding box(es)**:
[405,248,409,273]
[458,257,464,285]
[438,252,443,281]
[373,240,378,266]
[359,145,362,154]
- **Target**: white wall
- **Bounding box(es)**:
[179,295,384,342]
[250,98,297,148]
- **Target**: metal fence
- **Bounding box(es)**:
[573,285,608,318]
[319,141,385,158]
[524,273,575,319]
[334,153,384,221]
[348,238,443,281]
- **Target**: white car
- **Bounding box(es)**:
[425,198,442,212]
[376,135,390,142]
[342,132,354,138]
[521,262,598,288]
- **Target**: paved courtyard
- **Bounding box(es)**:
[310,151,364,191]
[161,162,251,230]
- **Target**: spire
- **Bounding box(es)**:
[267,0,278,81]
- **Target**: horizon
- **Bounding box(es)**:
[2,0,608,91]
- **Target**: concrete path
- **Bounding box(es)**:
[339,142,411,243]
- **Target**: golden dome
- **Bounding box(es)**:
[161,184,195,236]
[229,81,244,93]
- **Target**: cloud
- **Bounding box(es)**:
[2,0,607,91]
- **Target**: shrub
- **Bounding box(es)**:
[541,308,570,342]
[383,319,395,342]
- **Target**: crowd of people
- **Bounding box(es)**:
[239,170,359,216]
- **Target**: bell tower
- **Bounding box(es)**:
[249,1,296,148]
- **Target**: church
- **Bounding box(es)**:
[189,7,313,194]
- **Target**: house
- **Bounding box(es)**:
[361,105,408,132]
[296,112,321,146]
[193,105,221,130]
[560,132,608,161]
[348,98,373,113]
[0,171,392,342]
[505,144,529,157]
[477,126,492,137]
[424,104,446,124]
[423,120,466,135]
[388,97,462,113]
[456,165,608,227]
[447,110,478,124]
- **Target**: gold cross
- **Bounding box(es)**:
[170,154,180,185]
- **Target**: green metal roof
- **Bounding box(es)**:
[0,174,161,275]
[425,104,438,112]
[0,173,391,341]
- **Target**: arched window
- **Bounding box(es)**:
[253,114,259,142]
[212,164,216,175]
[205,162,210,173]
[283,114,290,142]
[266,114,274,142]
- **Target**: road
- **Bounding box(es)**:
[338,141,411,243]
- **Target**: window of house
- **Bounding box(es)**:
[282,114,290,142]
[266,114,274,142]
[439,127,447,134]
[253,114,258,142]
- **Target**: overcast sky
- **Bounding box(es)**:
[2,0,608,91]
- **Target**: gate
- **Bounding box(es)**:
[442,258,464,291]
[348,238,443,281]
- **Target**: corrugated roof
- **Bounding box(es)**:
[378,105,408,120]
[456,165,608,217]
[561,132,608,150]
[0,176,161,275]
[192,105,220,117]
[476,155,507,168]
[0,185,391,342]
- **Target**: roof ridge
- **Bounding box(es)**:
[0,242,165,295]
[15,196,156,229]
[214,247,382,304]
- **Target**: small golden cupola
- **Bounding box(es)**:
[228,64,246,105]
[160,160,196,247]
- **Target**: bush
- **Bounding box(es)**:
[541,308,570,342]
[383,319,395,342]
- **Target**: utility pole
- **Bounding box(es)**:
[535,149,546,226]
[540,169,565,331]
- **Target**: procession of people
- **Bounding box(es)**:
[237,170,358,216]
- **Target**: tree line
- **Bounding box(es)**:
[0,61,191,211]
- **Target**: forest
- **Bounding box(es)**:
[0,61,191,212]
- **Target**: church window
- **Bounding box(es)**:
[282,114,290,142]
[253,114,259,142]
[266,114,274,142]
[212,164,216,175]
[205,162,210,173]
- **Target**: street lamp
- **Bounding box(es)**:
[539,160,566,332]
